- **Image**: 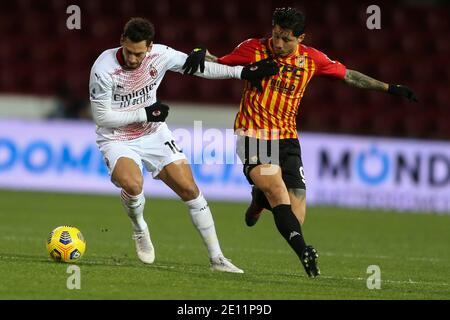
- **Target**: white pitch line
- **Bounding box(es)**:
[224,246,450,263]
[318,275,450,287]
[0,254,176,269]
[320,251,448,263]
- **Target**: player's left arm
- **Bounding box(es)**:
[180,40,275,92]
[312,47,418,102]
[344,69,418,102]
[182,39,259,74]
[343,69,388,91]
[167,47,278,82]
[199,59,279,91]
[167,47,242,78]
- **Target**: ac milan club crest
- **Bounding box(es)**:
[150,67,158,79]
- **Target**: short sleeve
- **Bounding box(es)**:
[309,48,347,79]
[165,46,189,74]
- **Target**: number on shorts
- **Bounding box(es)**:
[164,140,182,154]
[300,166,306,184]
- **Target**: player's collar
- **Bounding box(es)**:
[116,48,126,68]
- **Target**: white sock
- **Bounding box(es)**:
[185,193,223,259]
[121,190,148,232]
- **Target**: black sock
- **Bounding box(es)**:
[252,187,272,210]
[272,204,306,258]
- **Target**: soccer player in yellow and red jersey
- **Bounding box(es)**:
[183,7,417,277]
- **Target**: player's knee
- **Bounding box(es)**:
[178,184,200,201]
[263,184,287,204]
[121,176,143,196]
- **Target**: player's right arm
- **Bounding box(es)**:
[182,39,261,73]
[164,44,277,89]
[205,50,219,63]
[180,40,276,92]
[89,69,147,128]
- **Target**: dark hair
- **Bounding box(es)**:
[272,7,306,37]
[122,17,155,45]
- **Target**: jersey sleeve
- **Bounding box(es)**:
[217,39,258,66]
[166,46,243,79]
[89,68,146,128]
[165,46,189,73]
[309,48,347,79]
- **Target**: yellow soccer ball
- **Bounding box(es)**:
[46,226,86,263]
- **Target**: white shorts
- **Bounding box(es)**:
[98,123,186,187]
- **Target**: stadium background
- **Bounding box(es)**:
[1,0,449,139]
[1,0,450,211]
[0,0,449,300]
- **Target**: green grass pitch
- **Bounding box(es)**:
[0,190,449,299]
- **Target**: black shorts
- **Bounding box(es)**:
[236,136,306,190]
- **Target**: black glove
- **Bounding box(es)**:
[144,101,169,122]
[388,84,418,102]
[182,45,206,75]
[241,59,279,93]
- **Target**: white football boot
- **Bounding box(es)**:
[132,228,155,264]
[210,255,244,273]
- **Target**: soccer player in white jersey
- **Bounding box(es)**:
[89,17,278,273]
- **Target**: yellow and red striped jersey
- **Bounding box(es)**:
[218,38,347,140]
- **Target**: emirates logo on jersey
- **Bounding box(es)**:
[150,67,158,79]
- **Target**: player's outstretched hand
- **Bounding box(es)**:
[388,84,418,102]
[241,59,279,93]
[183,45,206,75]
[145,101,169,122]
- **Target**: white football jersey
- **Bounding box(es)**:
[89,45,243,142]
